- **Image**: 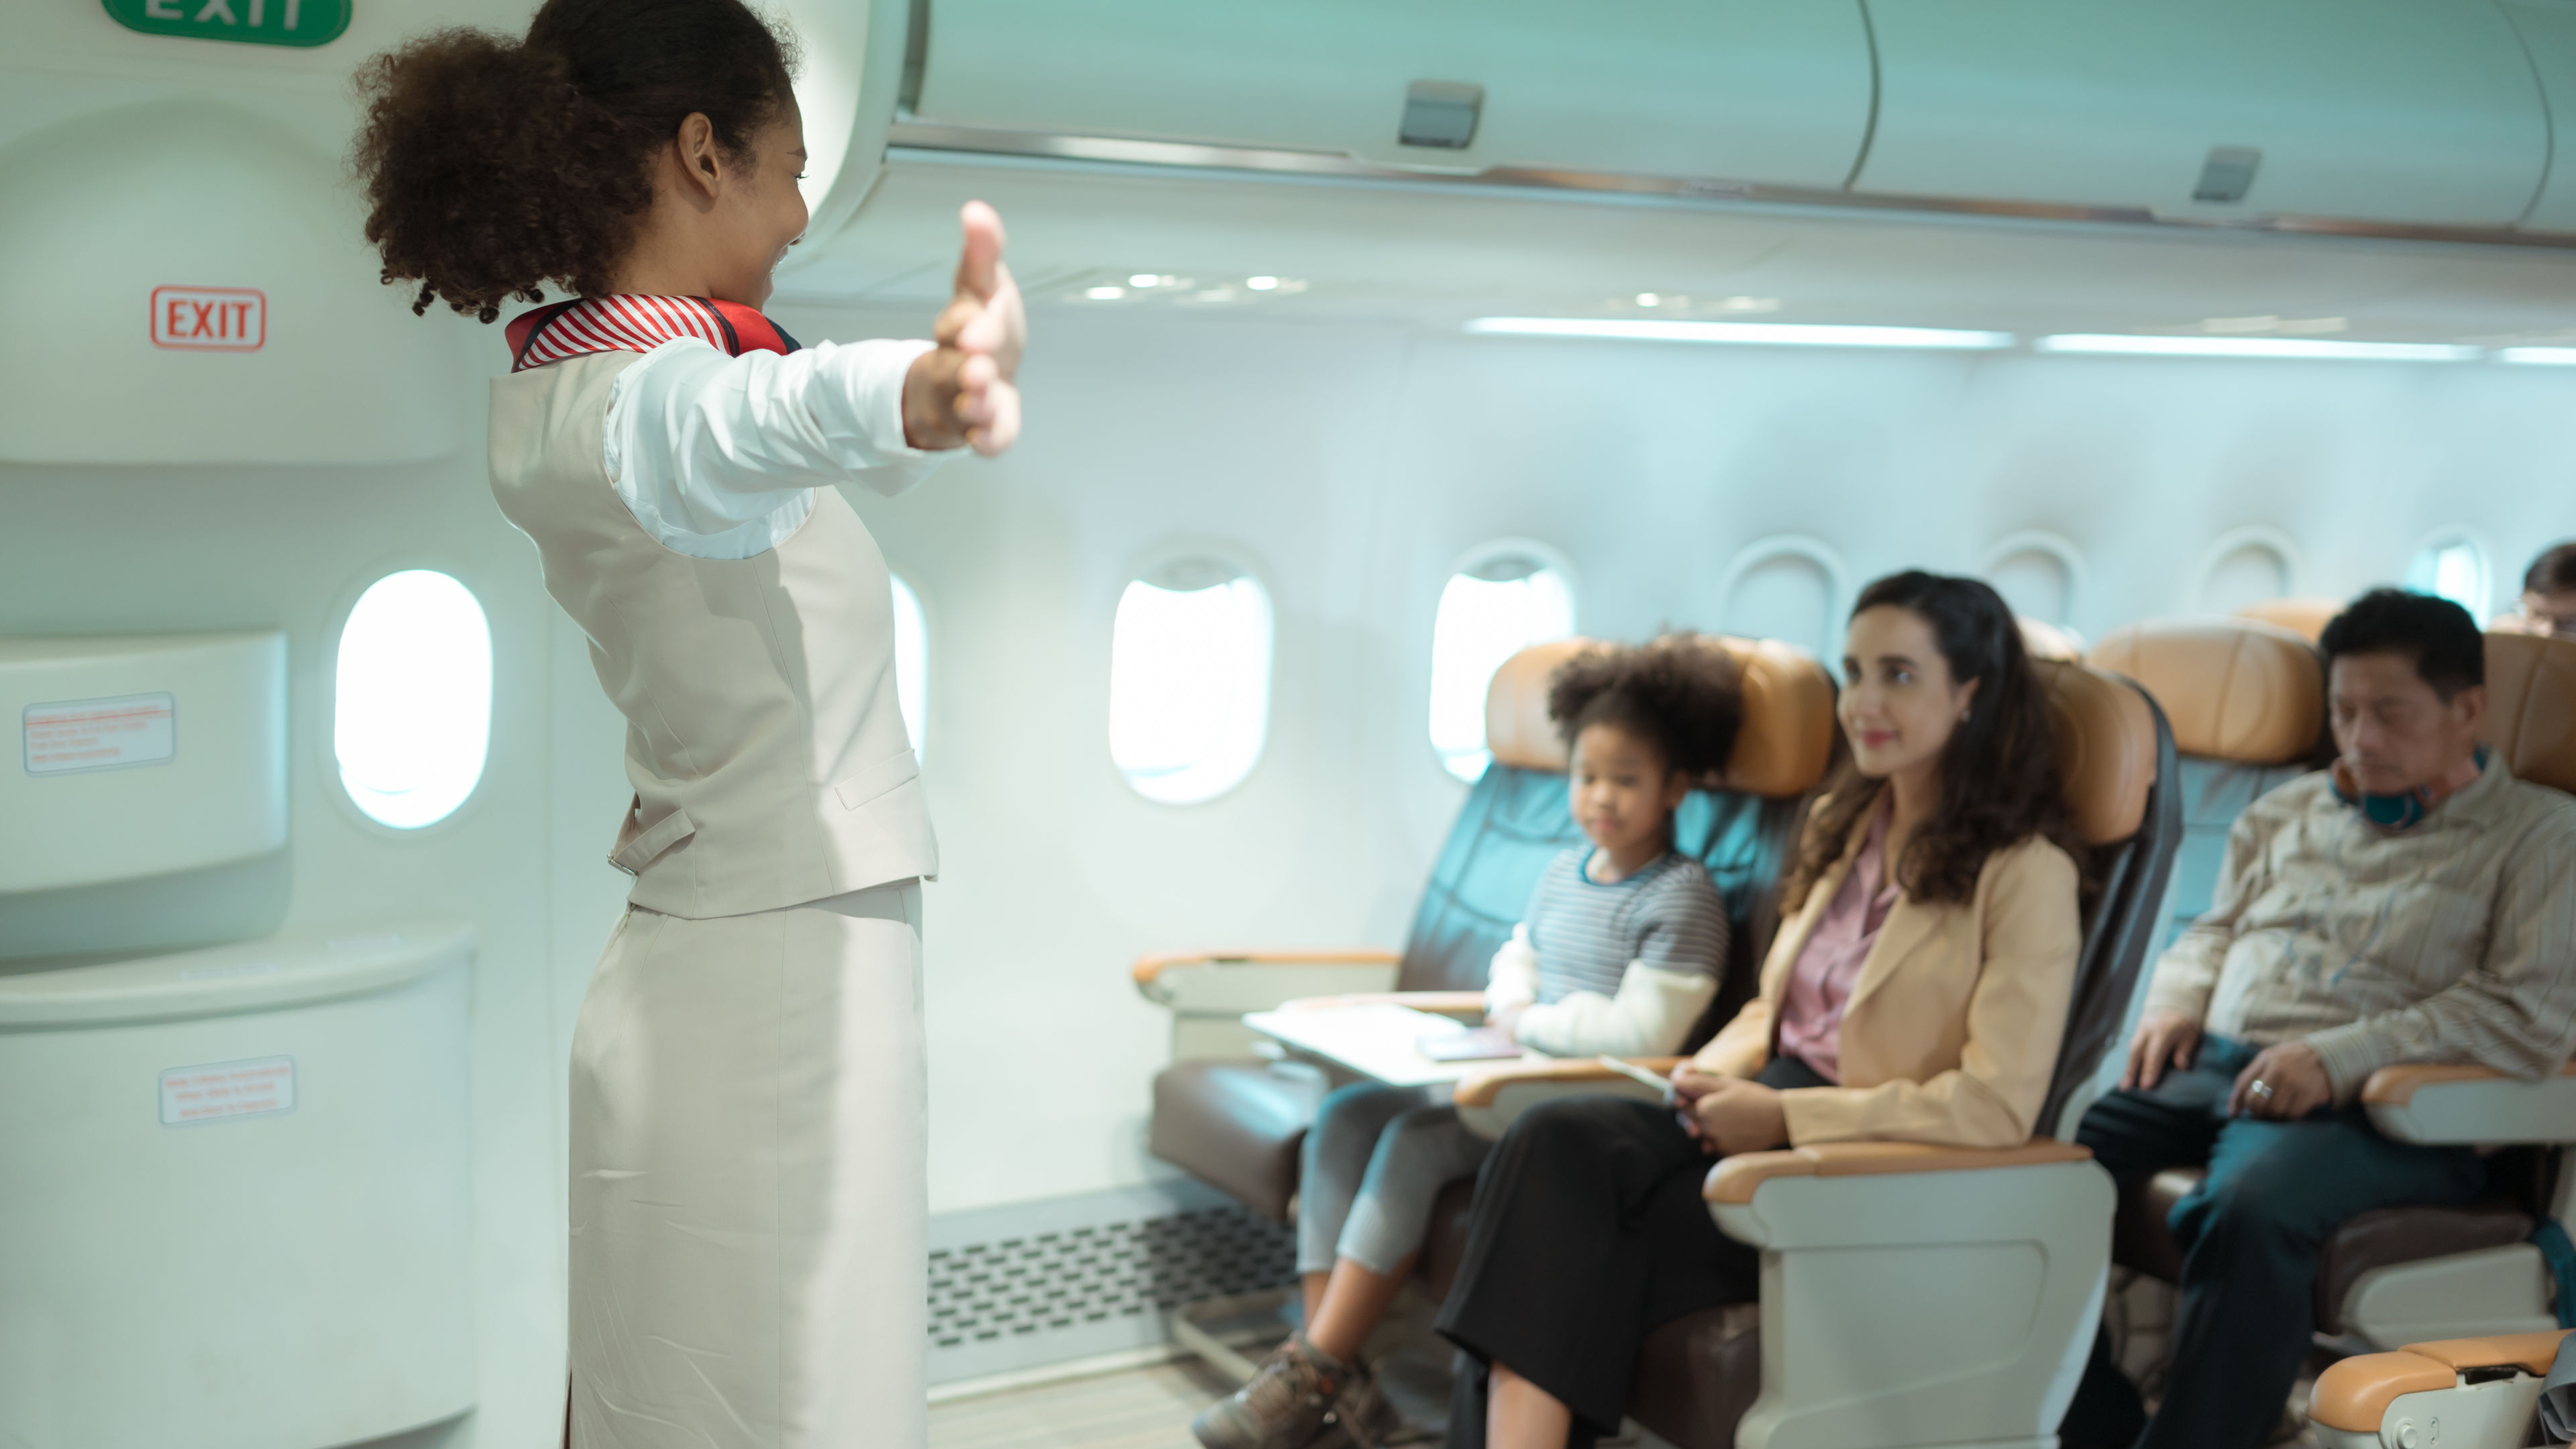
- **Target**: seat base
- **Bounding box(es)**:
[2112,1166,2538,1334]
[1148,1059,1332,1225]
[1629,1307,1763,1449]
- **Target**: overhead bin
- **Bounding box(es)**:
[2501,1,2576,232]
[1854,0,2551,229]
[906,0,1874,189]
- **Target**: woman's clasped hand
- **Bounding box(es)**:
[1670,1066,1790,1155]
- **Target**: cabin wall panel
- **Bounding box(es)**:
[0,330,616,1449]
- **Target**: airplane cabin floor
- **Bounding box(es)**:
[923,1358,2332,1449]
[927,1358,1232,1449]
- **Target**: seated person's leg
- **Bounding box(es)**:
[1305,1102,1492,1360]
[1299,1083,1438,1314]
[1436,1093,1722,1449]
[1195,1083,1442,1449]
[2059,1046,2238,1446]
[2144,1103,2487,1449]
[1436,1059,1825,1448]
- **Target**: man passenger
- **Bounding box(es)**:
[2064,588,2576,1449]
[2498,539,2576,639]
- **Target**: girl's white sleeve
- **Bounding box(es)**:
[1510,961,1717,1057]
[1483,926,1541,1017]
[603,337,959,555]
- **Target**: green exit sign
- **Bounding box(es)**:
[103,0,349,47]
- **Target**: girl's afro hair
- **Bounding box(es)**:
[1545,632,1746,778]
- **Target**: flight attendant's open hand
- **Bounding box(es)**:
[903,200,1025,456]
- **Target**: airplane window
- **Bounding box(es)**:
[1980,531,2086,628]
[1109,559,1273,804]
[2193,529,2300,616]
[2405,534,2491,623]
[1719,537,1843,660]
[1428,550,1576,781]
[891,574,928,759]
[333,570,492,830]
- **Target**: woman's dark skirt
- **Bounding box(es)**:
[1434,1056,1831,1448]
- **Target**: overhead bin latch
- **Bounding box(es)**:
[1400,81,1484,150]
[2192,146,2263,204]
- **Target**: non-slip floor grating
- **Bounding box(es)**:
[931,1205,1295,1348]
[926,1179,1298,1384]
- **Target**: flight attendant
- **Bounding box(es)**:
[352,1,1024,1444]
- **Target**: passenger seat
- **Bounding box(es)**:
[2094,624,2576,1351]
[1136,635,1835,1227]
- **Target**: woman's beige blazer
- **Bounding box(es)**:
[1693,804,2083,1149]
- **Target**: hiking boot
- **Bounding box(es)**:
[1191,1333,1400,1449]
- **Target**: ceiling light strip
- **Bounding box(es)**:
[2498,347,2576,366]
[2036,334,2477,362]
[1464,318,2015,350]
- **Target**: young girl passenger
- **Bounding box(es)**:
[1193,636,1744,1449]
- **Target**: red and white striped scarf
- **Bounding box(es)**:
[504,294,800,372]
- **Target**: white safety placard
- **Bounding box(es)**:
[23,692,176,775]
[160,1056,296,1126]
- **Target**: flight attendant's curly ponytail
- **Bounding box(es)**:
[352,0,797,322]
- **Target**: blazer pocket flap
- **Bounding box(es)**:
[833,750,921,810]
[610,806,697,874]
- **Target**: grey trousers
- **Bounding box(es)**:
[1297,1081,1493,1277]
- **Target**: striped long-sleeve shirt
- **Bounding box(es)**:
[1482,848,1731,1058]
[2141,759,2576,1099]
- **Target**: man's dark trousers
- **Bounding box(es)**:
[2062,1036,2486,1449]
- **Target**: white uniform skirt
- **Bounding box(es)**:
[568,881,925,1449]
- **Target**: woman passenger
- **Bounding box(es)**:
[1194,637,1743,1449]
[1436,572,2087,1449]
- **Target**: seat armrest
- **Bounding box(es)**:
[1131,950,1401,1009]
[2400,1329,2572,1375]
[2362,1061,2576,1146]
[2308,1333,2571,1449]
[1705,1138,2092,1204]
[2308,1350,2457,1434]
[1132,949,1401,989]
[1451,1057,1685,1140]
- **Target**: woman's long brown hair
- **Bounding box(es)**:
[1780,571,2076,912]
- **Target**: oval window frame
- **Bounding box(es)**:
[2403,526,2496,625]
[322,562,496,837]
[1106,546,1277,806]
[1425,538,1580,782]
[1714,534,1847,661]
[1978,529,2089,630]
[2188,525,2306,615]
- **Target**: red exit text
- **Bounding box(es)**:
[152,286,266,352]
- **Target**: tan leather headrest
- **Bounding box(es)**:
[2088,619,2323,765]
[2483,631,2576,796]
[2038,659,2158,846]
[2233,596,2341,643]
[2018,617,2085,663]
[1484,635,1836,798]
